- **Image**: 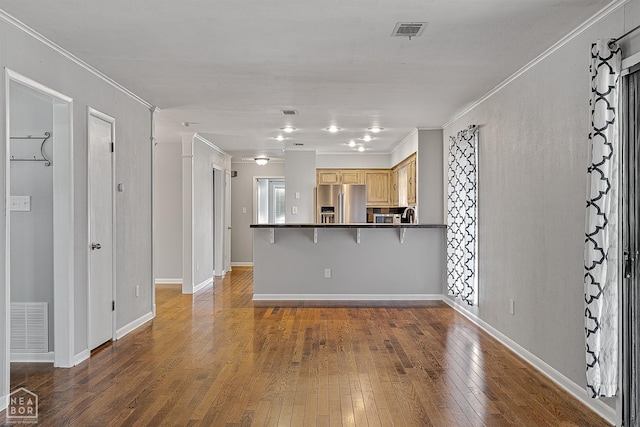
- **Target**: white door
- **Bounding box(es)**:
[88,109,114,350]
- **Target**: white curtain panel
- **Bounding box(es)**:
[447,125,478,305]
[584,39,621,398]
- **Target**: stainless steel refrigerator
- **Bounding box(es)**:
[316,184,366,223]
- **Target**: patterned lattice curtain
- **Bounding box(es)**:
[447,125,478,305]
[584,39,621,398]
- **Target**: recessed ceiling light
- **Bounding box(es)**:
[360,135,373,142]
[347,140,356,147]
[272,135,287,141]
[326,125,342,133]
[368,126,384,133]
[281,126,296,133]
[357,146,366,152]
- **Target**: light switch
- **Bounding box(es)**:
[295,192,300,199]
[242,207,247,214]
[10,196,31,212]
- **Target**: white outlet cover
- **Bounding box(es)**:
[10,196,31,212]
[292,206,298,215]
[324,268,331,278]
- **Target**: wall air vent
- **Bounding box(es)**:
[392,22,427,39]
[281,110,297,116]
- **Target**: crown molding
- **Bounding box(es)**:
[388,128,418,153]
[0,9,155,110]
[193,133,231,158]
[231,157,285,164]
[442,0,628,129]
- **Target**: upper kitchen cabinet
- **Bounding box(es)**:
[316,169,364,185]
[364,170,391,206]
[392,153,417,207]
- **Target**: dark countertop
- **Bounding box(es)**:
[250,223,446,229]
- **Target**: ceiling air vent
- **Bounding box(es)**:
[281,109,297,116]
[293,143,304,146]
[392,22,427,39]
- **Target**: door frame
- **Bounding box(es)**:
[86,107,116,349]
[4,68,75,385]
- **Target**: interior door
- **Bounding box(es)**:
[88,109,114,350]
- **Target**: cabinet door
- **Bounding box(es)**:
[408,158,416,205]
[341,170,363,184]
[390,167,398,206]
[364,170,390,206]
[317,170,340,185]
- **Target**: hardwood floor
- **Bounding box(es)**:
[4,267,608,426]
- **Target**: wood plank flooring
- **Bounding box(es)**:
[4,267,608,426]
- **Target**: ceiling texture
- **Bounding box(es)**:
[0,0,612,159]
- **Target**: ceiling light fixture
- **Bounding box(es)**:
[272,135,286,141]
[255,157,269,166]
[326,125,342,133]
[281,126,296,133]
[348,140,356,147]
[360,135,373,142]
[357,146,366,152]
[368,126,384,133]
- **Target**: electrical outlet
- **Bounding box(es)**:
[324,268,331,279]
[135,285,140,297]
[510,299,515,315]
[292,206,298,215]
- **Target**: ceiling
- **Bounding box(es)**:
[0,0,611,159]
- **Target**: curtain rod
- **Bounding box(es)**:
[613,23,640,44]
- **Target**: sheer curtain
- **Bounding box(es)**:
[584,39,621,398]
[447,125,478,305]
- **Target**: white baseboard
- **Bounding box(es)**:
[155,278,182,285]
[115,311,154,340]
[10,351,54,363]
[193,276,214,293]
[73,349,90,366]
[231,262,253,267]
[442,297,616,426]
[253,294,443,301]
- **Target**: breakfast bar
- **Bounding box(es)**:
[250,223,446,300]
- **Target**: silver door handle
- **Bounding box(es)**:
[91,243,101,250]
[228,227,232,230]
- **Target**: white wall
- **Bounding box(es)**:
[417,129,444,224]
[316,153,390,169]
[442,0,640,417]
[153,143,182,282]
[0,13,153,398]
[230,160,285,265]
[9,83,54,347]
[285,150,316,223]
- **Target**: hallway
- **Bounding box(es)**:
[5,267,607,426]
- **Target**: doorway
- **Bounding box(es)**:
[254,177,285,224]
[87,108,115,350]
[4,69,74,392]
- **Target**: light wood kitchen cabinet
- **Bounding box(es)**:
[390,166,398,206]
[316,169,364,185]
[407,156,416,205]
[364,170,390,206]
[317,169,341,185]
[341,170,364,184]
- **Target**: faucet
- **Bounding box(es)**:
[402,206,417,224]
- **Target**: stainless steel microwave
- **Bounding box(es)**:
[373,213,401,224]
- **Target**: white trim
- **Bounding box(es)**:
[621,51,640,72]
[231,262,254,267]
[253,294,443,301]
[10,352,54,363]
[231,157,285,164]
[193,133,230,159]
[155,278,183,285]
[193,276,214,294]
[0,393,6,412]
[115,311,154,340]
[73,349,90,366]
[442,0,629,129]
[0,10,154,109]
[442,297,616,426]
[387,128,418,154]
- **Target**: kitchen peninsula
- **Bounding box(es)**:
[250,223,446,300]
